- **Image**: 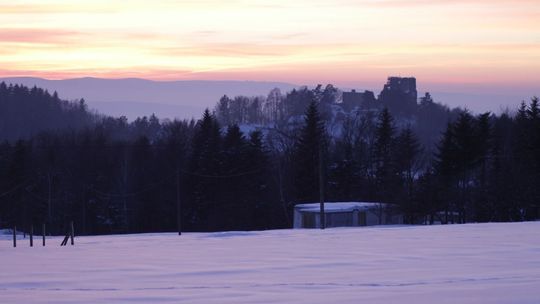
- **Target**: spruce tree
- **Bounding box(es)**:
[525,97,540,219]
[473,112,492,221]
[246,131,273,229]
[189,109,221,230]
[217,124,248,230]
[395,127,421,222]
[293,101,326,203]
[452,112,477,222]
[434,122,458,223]
[372,108,398,224]
[373,108,397,203]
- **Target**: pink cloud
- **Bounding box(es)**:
[0,28,83,44]
[0,4,117,14]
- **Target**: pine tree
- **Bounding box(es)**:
[488,114,518,221]
[473,112,492,221]
[215,124,248,230]
[5,140,30,228]
[329,135,358,201]
[245,131,274,229]
[373,108,397,202]
[395,127,421,223]
[372,108,398,224]
[526,97,539,120]
[525,97,540,219]
[452,112,477,222]
[434,122,458,223]
[527,97,540,171]
[415,168,441,224]
[293,101,326,203]
[189,109,222,230]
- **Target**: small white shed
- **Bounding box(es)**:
[293,202,403,228]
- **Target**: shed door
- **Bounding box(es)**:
[358,211,367,226]
[302,213,316,228]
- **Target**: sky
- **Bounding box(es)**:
[0,0,539,97]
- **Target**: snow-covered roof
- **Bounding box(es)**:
[294,202,385,213]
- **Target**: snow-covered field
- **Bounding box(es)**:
[1,222,539,303]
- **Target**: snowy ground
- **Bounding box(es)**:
[1,222,539,303]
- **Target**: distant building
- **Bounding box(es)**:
[378,77,418,115]
[383,77,417,95]
[293,202,403,229]
[341,90,376,111]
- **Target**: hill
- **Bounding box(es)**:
[0,77,299,120]
[0,82,100,141]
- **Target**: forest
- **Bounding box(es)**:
[0,81,539,235]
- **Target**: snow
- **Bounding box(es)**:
[295,201,384,213]
[1,222,539,303]
[0,228,22,236]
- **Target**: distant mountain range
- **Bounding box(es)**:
[0,77,532,120]
[0,77,299,120]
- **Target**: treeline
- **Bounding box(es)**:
[427,99,540,222]
[0,82,100,141]
[0,110,283,235]
[214,85,460,150]
[0,82,538,235]
[214,85,340,126]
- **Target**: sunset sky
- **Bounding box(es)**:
[1,0,539,94]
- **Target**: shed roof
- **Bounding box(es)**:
[294,202,385,213]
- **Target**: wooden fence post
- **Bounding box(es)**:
[70,221,74,246]
[42,224,46,246]
[60,233,69,246]
[13,226,16,248]
[30,225,33,247]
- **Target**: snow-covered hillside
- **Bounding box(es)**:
[1,223,539,303]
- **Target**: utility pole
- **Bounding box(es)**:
[122,148,129,233]
[176,168,182,236]
[47,172,52,226]
[319,142,325,229]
